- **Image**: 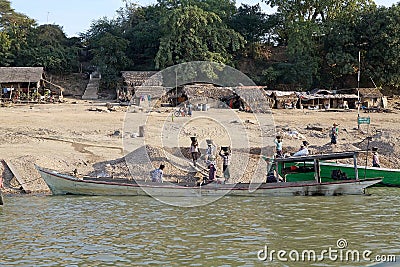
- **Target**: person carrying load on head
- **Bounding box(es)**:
[219,146,231,183]
[205,140,216,167]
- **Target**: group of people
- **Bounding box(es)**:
[150,138,231,184]
[191,138,231,183]
[150,123,381,183]
[178,103,193,117]
[274,136,310,158]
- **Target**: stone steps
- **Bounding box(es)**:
[82,77,100,100]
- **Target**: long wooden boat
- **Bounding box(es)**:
[36,152,382,197]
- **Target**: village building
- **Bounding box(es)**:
[266,91,298,109]
[355,88,386,109]
[0,67,45,101]
[297,89,358,110]
[0,67,64,102]
[120,71,164,105]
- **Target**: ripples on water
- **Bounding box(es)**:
[0,188,399,267]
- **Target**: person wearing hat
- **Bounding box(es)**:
[330,123,339,145]
[372,147,380,168]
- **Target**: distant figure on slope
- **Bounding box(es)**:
[330,123,339,145]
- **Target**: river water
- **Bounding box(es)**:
[1,188,399,267]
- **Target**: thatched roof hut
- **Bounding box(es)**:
[121,71,164,100]
[0,67,44,85]
[355,88,384,108]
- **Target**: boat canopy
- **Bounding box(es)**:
[274,151,359,163]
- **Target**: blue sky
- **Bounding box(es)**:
[11,0,399,37]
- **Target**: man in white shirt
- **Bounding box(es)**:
[293,145,309,157]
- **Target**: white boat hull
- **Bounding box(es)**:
[37,167,381,197]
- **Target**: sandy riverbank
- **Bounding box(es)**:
[1,99,399,194]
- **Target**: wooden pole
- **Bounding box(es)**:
[314,159,321,183]
[353,153,359,180]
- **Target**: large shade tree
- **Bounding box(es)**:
[155,5,245,69]
[0,0,36,66]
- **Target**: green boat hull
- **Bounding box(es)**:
[283,162,400,187]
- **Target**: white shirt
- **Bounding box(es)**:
[293,148,309,157]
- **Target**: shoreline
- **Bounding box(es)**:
[1,99,399,195]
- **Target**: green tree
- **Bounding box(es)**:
[118,3,162,69]
[83,17,131,88]
[0,0,36,66]
[357,4,400,88]
[15,24,81,73]
[155,5,245,69]
[230,4,269,43]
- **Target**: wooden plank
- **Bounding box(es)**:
[4,160,31,193]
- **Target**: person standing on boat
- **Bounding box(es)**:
[274,136,283,158]
[190,138,200,167]
[219,147,231,183]
[208,163,217,181]
[330,123,339,145]
[151,164,165,183]
[372,147,380,168]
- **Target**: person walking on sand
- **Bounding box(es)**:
[330,123,339,145]
[150,164,165,183]
[372,147,380,168]
[187,102,193,117]
[274,136,283,158]
[219,147,231,183]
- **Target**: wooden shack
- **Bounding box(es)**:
[356,88,385,108]
[297,89,358,109]
[269,91,298,109]
[0,67,45,100]
[120,71,165,104]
